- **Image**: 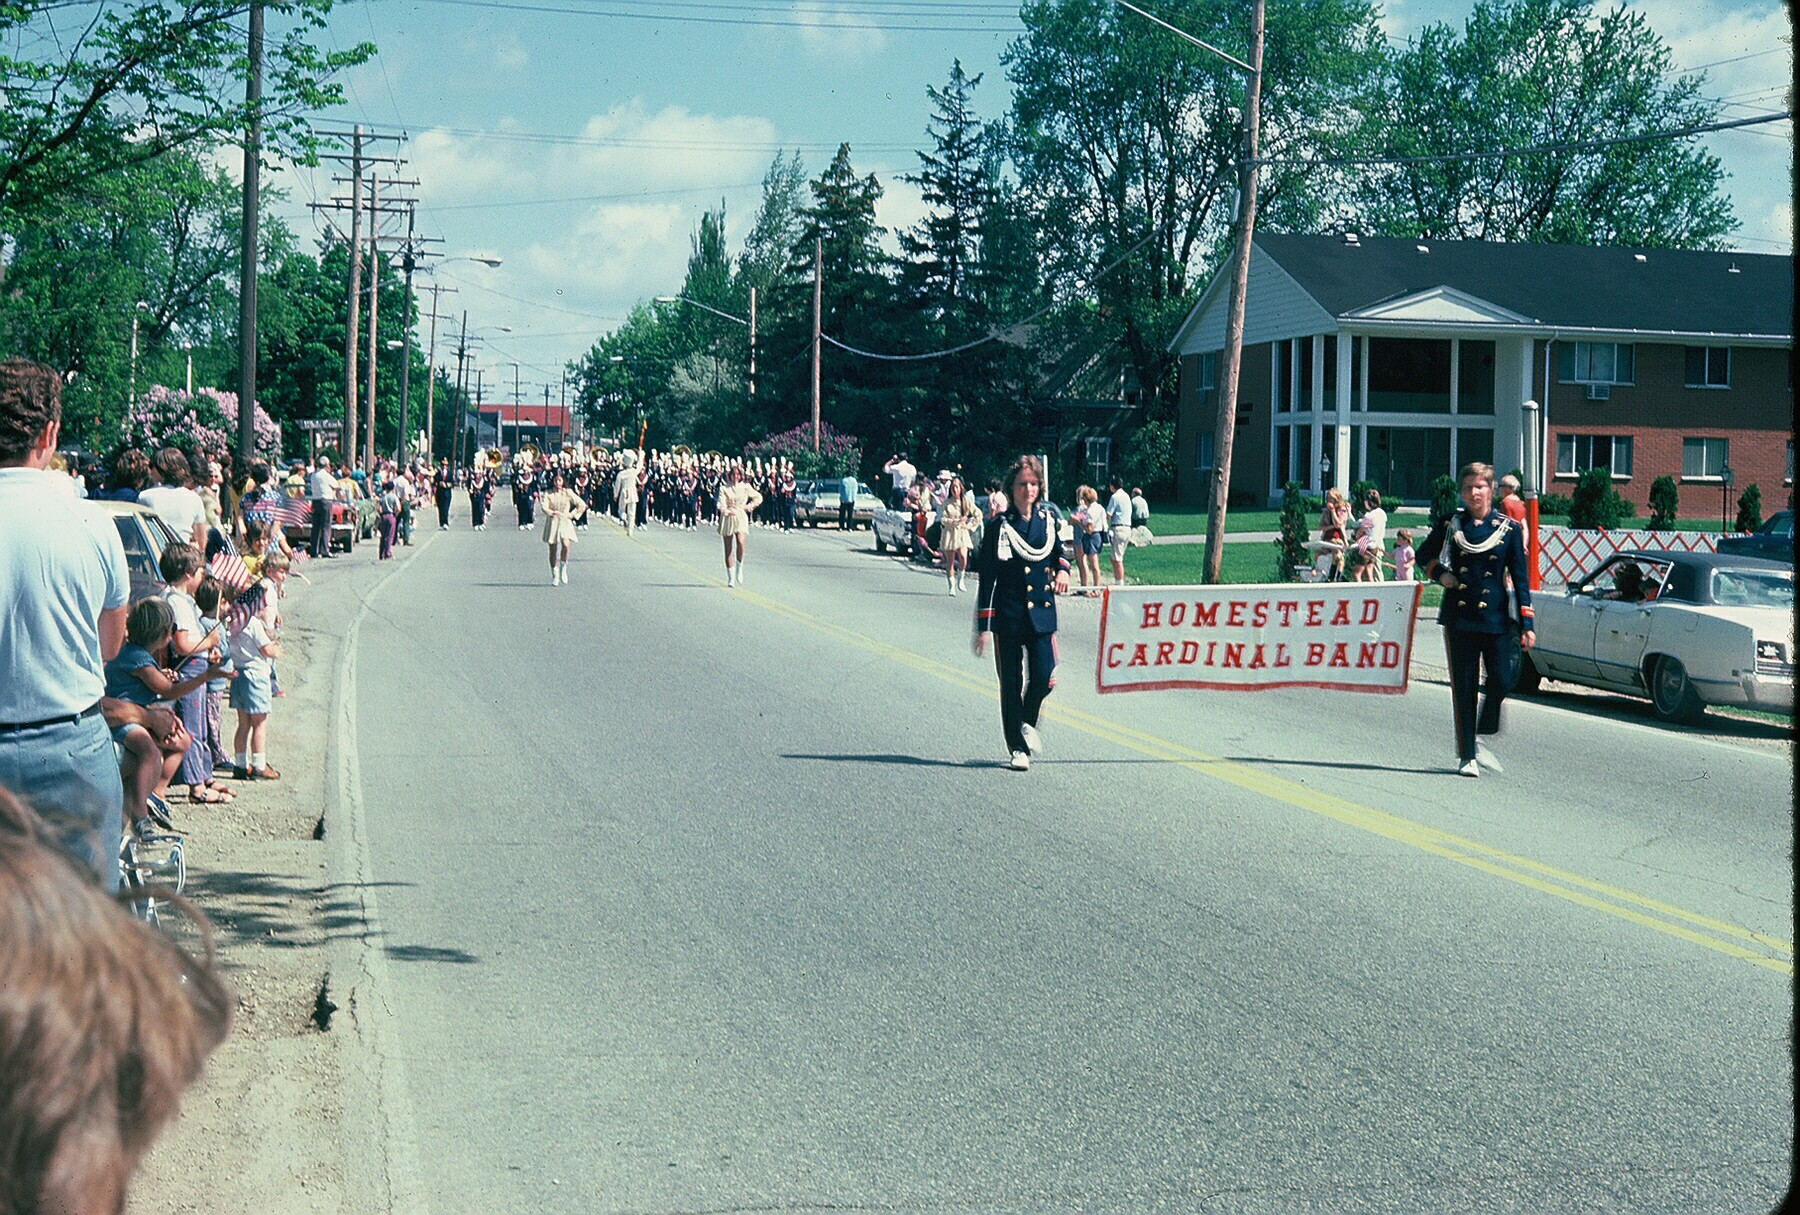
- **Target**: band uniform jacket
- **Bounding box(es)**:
[975,508,1070,637]
[1415,508,1534,633]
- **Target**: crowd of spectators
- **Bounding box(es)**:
[0,358,234,1211]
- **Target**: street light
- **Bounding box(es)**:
[1721,462,1735,531]
[656,291,757,409]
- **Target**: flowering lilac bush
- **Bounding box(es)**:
[744,421,861,480]
[121,386,283,465]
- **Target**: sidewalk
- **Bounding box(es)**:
[131,550,369,1214]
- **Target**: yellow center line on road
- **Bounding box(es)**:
[657,546,1794,976]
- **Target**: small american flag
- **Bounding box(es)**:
[226,583,266,632]
[209,552,255,593]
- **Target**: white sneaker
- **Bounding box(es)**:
[1009,751,1031,771]
[1458,758,1480,778]
[1475,743,1504,774]
[1020,723,1043,756]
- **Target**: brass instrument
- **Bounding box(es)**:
[485,448,505,470]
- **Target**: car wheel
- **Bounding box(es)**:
[874,532,886,552]
[1513,652,1542,696]
[1649,656,1706,724]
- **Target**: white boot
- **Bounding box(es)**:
[735,563,744,585]
[550,567,559,585]
[726,566,736,587]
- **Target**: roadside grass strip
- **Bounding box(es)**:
[665,548,1795,977]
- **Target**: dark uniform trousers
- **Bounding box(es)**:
[994,626,1056,754]
[1445,627,1515,762]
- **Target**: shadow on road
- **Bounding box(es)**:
[782,752,997,769]
[1223,756,1453,776]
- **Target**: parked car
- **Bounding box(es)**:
[1518,549,1794,722]
[1715,510,1793,562]
[91,500,183,601]
[279,484,359,552]
[870,503,918,554]
[794,478,883,528]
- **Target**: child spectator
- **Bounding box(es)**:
[229,580,283,782]
[193,579,235,773]
[103,599,221,832]
[1393,528,1417,583]
[158,543,232,805]
[1073,484,1105,596]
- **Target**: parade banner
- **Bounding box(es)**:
[1096,582,1424,695]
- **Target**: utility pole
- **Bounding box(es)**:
[453,310,469,469]
[236,0,263,468]
[312,127,402,464]
[422,290,454,461]
[1201,0,1265,586]
[363,174,382,473]
[512,362,522,455]
[810,238,822,453]
[343,130,362,463]
[396,205,416,464]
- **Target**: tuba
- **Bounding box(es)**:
[485,448,505,470]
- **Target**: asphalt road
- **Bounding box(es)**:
[332,512,1792,1214]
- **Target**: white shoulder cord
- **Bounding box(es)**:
[996,516,1057,563]
[1450,513,1511,556]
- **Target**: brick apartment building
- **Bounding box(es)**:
[1168,235,1793,513]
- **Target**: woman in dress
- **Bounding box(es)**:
[538,470,587,585]
[716,464,764,587]
[938,476,977,595]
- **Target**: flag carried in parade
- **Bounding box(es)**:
[269,494,313,531]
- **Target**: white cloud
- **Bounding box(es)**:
[791,1,888,60]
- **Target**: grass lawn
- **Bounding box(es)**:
[1126,541,1446,610]
[1149,503,1736,536]
[1143,508,1284,536]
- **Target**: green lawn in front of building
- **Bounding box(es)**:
[1123,540,1445,610]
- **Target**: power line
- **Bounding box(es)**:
[412,0,1023,32]
[1257,110,1788,170]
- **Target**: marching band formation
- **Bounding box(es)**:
[457,445,804,537]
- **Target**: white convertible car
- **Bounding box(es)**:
[1518,550,1794,722]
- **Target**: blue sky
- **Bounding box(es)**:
[269,0,1791,396]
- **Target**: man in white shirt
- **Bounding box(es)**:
[307,456,339,558]
[882,453,916,509]
[138,446,209,550]
[0,358,130,888]
[1105,477,1133,585]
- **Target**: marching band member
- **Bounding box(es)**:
[538,470,587,585]
[716,465,763,587]
[432,458,455,530]
[972,454,1069,771]
[613,450,640,536]
[1415,461,1535,778]
[513,461,537,530]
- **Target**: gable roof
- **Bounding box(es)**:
[1254,234,1791,339]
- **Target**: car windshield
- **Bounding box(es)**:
[1708,568,1793,609]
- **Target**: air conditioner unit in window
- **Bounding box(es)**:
[1585,382,1611,400]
